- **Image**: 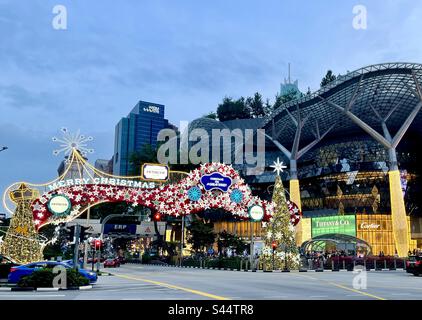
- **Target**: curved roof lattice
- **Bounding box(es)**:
[263,63,422,148]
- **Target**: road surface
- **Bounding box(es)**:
[0,264,421,300]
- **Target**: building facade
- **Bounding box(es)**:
[113,100,170,176]
[186,63,422,256]
[94,158,113,175]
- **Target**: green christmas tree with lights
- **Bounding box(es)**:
[262,175,300,270]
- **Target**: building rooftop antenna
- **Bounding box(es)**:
[288,63,291,84]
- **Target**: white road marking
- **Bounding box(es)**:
[0,294,66,298]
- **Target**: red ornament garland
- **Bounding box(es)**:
[31,163,301,230]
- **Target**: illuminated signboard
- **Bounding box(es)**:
[248,205,264,221]
[311,215,356,237]
[141,163,169,181]
[143,106,160,114]
[200,173,232,192]
[47,195,71,217]
[104,224,137,235]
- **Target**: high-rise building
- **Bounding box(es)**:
[113,100,170,176]
[57,152,88,179]
[280,63,302,99]
[94,158,113,175]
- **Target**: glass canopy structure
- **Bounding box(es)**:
[300,233,373,256]
[262,63,422,256]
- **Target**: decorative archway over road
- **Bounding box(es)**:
[3,149,302,232]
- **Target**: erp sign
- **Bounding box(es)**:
[104,224,136,235]
[200,173,232,192]
[311,215,356,237]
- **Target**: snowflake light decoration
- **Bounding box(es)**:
[230,189,243,204]
[52,127,94,157]
[270,158,287,176]
[187,186,202,202]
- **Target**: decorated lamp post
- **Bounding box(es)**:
[248,205,264,269]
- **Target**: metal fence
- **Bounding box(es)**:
[127,255,408,272]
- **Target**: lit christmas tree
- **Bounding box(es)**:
[262,174,300,270]
[0,184,43,264]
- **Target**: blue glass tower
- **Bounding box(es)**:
[113,100,169,176]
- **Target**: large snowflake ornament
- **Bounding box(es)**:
[271,157,287,176]
[52,128,94,157]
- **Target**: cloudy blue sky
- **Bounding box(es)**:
[1,0,422,214]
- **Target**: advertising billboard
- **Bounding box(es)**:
[311,215,356,237]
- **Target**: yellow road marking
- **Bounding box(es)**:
[327,282,386,300]
[112,273,230,300]
[292,273,386,300]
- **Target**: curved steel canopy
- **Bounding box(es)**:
[263,63,422,149]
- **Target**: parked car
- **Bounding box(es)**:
[116,256,126,264]
[8,261,98,284]
[0,255,19,279]
[104,258,120,268]
[406,255,422,276]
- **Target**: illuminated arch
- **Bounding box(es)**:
[3,149,291,232]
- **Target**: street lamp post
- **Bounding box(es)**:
[248,205,264,271]
[249,221,254,269]
[179,216,185,267]
[271,240,277,270]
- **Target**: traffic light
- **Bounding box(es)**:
[153,212,161,221]
[79,226,90,241]
[271,241,277,251]
[94,239,102,250]
[66,225,76,242]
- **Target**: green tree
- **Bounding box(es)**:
[271,89,300,113]
[306,87,312,96]
[128,144,158,175]
[89,202,132,220]
[186,217,215,253]
[217,97,251,121]
[216,230,247,255]
[320,70,337,87]
[264,98,272,115]
[203,112,218,120]
[246,92,265,118]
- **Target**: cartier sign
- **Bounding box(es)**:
[359,222,381,230]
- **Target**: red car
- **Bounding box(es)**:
[406,256,422,276]
[104,258,120,268]
[87,257,105,263]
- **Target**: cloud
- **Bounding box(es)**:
[0,84,58,110]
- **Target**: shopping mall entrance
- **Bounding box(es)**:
[300,233,372,256]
